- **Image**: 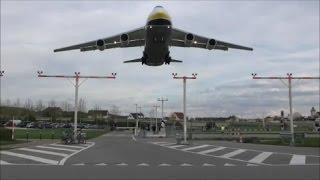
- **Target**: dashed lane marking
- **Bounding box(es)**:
[18,148,69,157]
[159,142,176,146]
[72,163,85,166]
[158,163,171,166]
[248,152,273,164]
[198,147,226,154]
[180,163,192,167]
[182,145,211,151]
[49,143,85,149]
[137,163,150,166]
[224,163,235,166]
[95,163,107,166]
[36,145,78,152]
[202,163,215,166]
[116,162,128,166]
[0,151,58,165]
[220,149,246,158]
[290,155,306,165]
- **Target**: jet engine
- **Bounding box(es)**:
[184,33,194,46]
[206,39,216,50]
[120,33,129,45]
[96,39,105,51]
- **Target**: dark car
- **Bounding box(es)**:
[17,121,31,128]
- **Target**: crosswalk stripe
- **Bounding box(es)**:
[290,155,306,165]
[18,148,69,157]
[248,152,273,164]
[159,163,171,166]
[36,146,78,152]
[198,147,226,154]
[50,144,85,149]
[182,145,210,151]
[159,143,176,146]
[168,145,185,148]
[0,151,58,165]
[220,149,246,158]
[0,160,11,165]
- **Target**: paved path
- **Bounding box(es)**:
[1,131,319,180]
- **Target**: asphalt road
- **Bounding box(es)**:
[1,130,319,180]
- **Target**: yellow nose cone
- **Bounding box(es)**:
[147,8,171,22]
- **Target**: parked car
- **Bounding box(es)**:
[26,122,37,128]
[17,121,31,128]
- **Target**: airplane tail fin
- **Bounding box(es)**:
[171,59,183,63]
[123,58,142,63]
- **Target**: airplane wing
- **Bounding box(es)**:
[170,28,253,51]
[54,27,145,52]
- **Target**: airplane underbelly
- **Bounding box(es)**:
[145,25,171,66]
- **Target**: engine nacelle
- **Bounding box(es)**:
[184,33,194,46]
[120,33,129,46]
[96,39,105,51]
[206,39,216,50]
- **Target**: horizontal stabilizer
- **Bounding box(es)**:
[171,59,183,63]
[123,59,142,63]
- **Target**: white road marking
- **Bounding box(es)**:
[202,163,215,166]
[247,163,259,166]
[72,163,84,166]
[0,151,58,165]
[36,145,78,152]
[159,142,176,146]
[198,147,226,154]
[59,142,95,165]
[168,145,185,149]
[158,163,171,166]
[182,145,211,151]
[224,163,235,166]
[116,162,128,166]
[137,163,149,166]
[220,149,246,158]
[131,135,137,141]
[18,148,69,157]
[153,142,169,144]
[290,155,306,165]
[50,143,85,149]
[95,163,107,166]
[0,160,11,165]
[248,152,273,164]
[180,163,192,166]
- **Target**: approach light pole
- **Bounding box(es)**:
[172,73,198,144]
[153,105,160,133]
[252,73,320,145]
[157,97,168,121]
[134,104,139,136]
[0,71,4,107]
[37,71,116,141]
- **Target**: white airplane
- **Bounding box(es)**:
[54,6,253,66]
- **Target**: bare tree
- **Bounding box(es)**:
[35,100,45,112]
[78,98,87,112]
[24,98,34,110]
[110,105,120,115]
[48,99,56,107]
[93,104,101,111]
[13,98,21,107]
[5,99,11,106]
[60,101,72,111]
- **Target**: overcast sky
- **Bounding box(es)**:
[1,1,319,118]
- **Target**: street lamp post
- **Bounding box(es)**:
[153,105,160,133]
[252,73,320,145]
[37,71,116,141]
[172,73,198,144]
[158,97,168,121]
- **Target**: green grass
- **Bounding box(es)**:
[255,137,320,147]
[13,128,109,140]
